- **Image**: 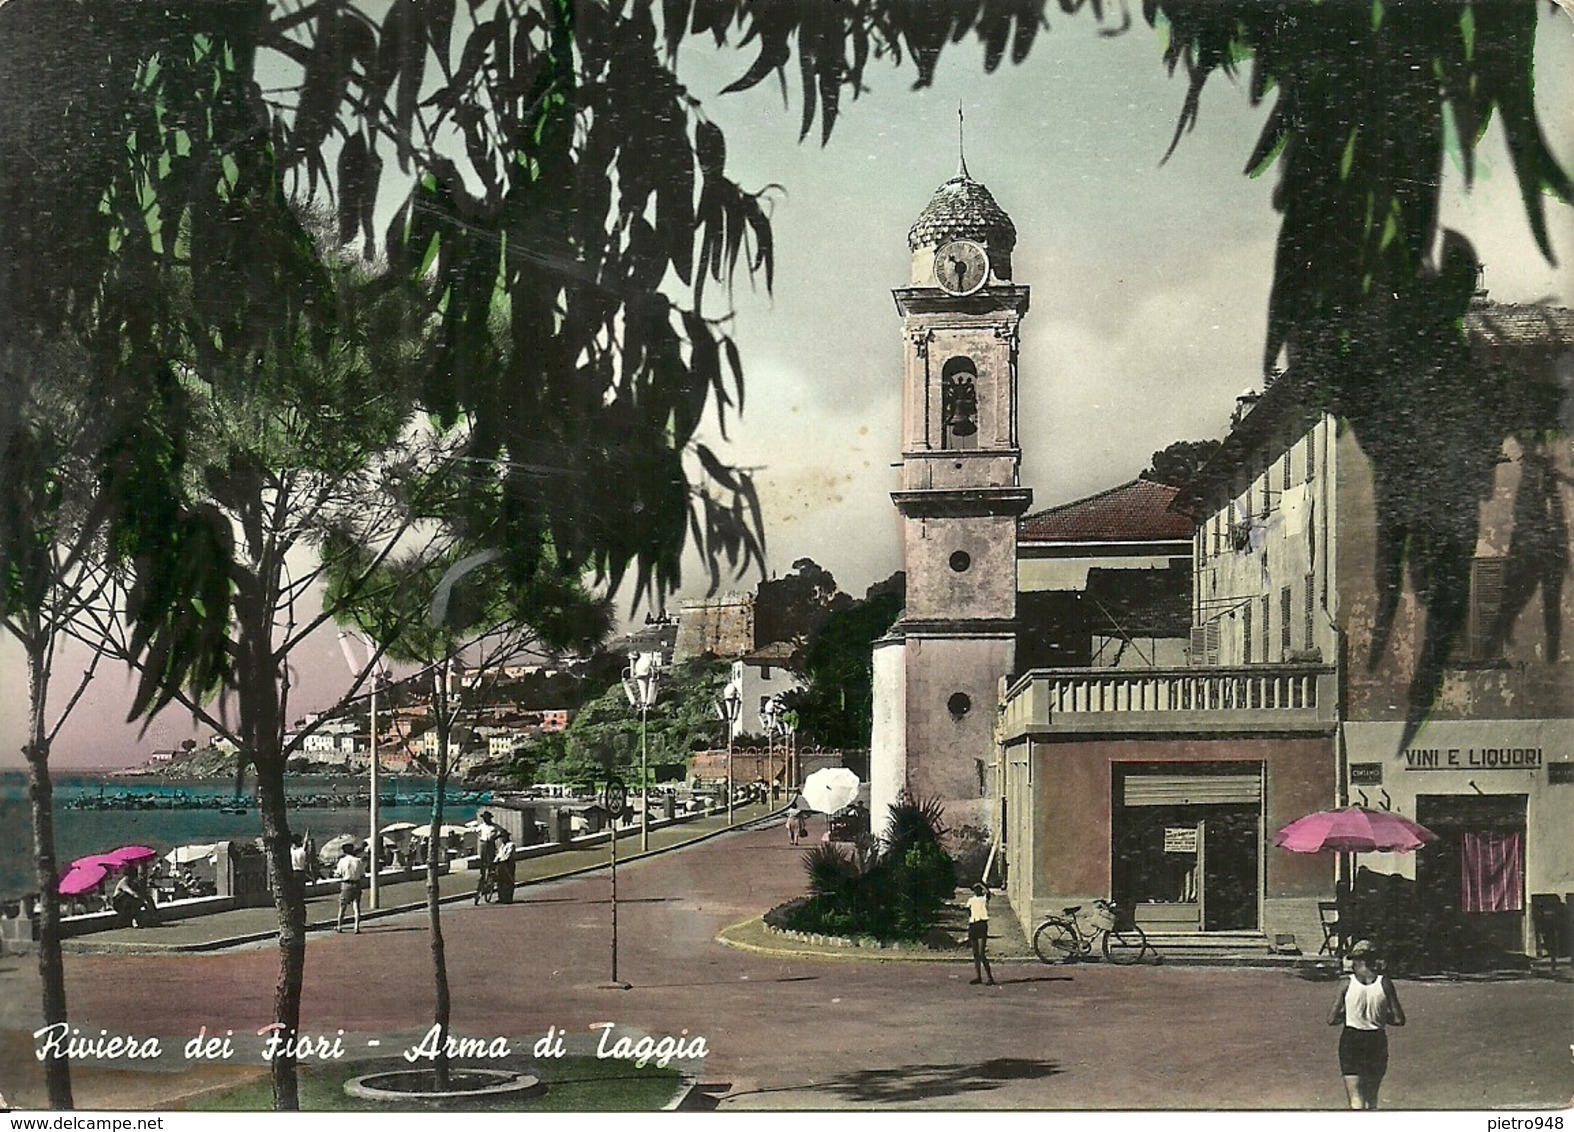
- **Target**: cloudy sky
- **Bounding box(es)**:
[4,8,1572,769]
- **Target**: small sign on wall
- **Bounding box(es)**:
[1349,763,1384,785]
[1163,826,1198,853]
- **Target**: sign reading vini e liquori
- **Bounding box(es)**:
[1402,747,1543,770]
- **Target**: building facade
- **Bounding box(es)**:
[999,297,1574,964]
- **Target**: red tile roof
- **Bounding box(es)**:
[1019,479,1195,543]
[1466,301,1574,348]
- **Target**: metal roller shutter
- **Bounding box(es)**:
[1122,773,1262,807]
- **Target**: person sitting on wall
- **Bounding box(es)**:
[110,868,157,929]
[492,828,516,903]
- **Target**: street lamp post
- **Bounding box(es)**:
[717,681,742,826]
[760,694,783,804]
[368,674,381,910]
[622,653,662,852]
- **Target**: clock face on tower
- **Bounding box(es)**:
[934,239,989,296]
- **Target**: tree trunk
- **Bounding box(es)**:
[234,571,304,1111]
[427,677,452,1092]
[255,761,305,1111]
[24,638,72,1109]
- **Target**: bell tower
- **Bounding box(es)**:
[870,140,1031,833]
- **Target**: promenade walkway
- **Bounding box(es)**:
[2,816,1571,1111]
[61,800,780,953]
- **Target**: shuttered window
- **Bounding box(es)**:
[1468,557,1507,660]
[1304,574,1316,652]
[1280,586,1292,658]
[1242,602,1252,664]
[1261,595,1271,664]
[1189,621,1221,666]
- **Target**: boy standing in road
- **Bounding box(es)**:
[968,883,996,986]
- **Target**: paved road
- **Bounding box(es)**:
[2,820,1570,1111]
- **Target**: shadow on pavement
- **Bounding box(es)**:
[991,973,1074,985]
[630,974,824,990]
[723,1057,1062,1106]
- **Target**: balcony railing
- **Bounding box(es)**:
[1000,664,1338,738]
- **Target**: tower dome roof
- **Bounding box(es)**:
[906,171,1017,254]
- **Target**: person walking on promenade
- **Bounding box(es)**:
[334,843,366,934]
[786,812,799,846]
[1328,939,1405,1109]
[967,883,996,986]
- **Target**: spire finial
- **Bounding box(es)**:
[957,103,970,179]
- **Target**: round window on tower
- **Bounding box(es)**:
[948,692,972,718]
[949,550,971,573]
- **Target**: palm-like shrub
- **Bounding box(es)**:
[782,794,954,942]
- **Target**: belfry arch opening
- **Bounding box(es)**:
[941,356,979,450]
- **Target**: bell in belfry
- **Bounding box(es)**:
[945,374,978,437]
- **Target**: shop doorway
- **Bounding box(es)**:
[1414,794,1527,965]
[1112,764,1262,933]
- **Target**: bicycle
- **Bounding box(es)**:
[473,860,498,904]
[1031,898,1160,966]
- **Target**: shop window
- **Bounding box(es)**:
[940,357,979,450]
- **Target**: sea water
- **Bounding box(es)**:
[0,770,483,899]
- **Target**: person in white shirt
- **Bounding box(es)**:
[289,834,312,892]
[474,811,500,903]
[967,883,996,986]
[1328,939,1406,1109]
[334,844,366,934]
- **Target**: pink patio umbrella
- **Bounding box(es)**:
[57,862,108,896]
[1274,806,1436,959]
[106,846,159,866]
[1273,806,1436,854]
[68,853,126,872]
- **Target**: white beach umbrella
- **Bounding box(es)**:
[800,768,861,815]
[163,843,218,865]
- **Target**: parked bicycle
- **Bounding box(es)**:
[1032,898,1160,965]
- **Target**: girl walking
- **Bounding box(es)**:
[1328,939,1405,1109]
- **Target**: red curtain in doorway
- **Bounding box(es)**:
[1459,831,1524,914]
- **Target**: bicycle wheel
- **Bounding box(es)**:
[1101,924,1149,965]
[1032,918,1080,964]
